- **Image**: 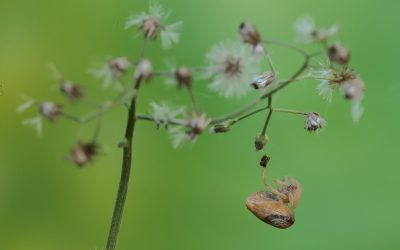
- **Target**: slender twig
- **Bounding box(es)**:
[61,92,130,124]
[135,114,185,126]
[211,98,263,125]
[260,97,273,136]
[263,46,276,74]
[263,39,309,57]
[273,108,307,116]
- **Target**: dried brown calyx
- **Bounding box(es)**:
[69,141,99,167]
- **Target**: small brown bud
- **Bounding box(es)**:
[251,72,275,89]
[254,134,269,151]
[209,119,236,133]
[39,102,63,122]
[260,155,270,168]
[328,43,350,65]
[60,80,83,101]
[69,141,99,167]
[175,66,193,89]
[239,22,262,47]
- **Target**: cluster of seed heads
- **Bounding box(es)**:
[17,2,365,232]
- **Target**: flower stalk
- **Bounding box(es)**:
[106,75,142,250]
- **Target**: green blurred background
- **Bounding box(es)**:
[0,0,399,249]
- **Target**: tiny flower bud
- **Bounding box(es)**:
[134,59,153,81]
[305,112,326,132]
[260,155,270,168]
[187,112,212,139]
[251,72,275,89]
[60,80,83,101]
[175,66,193,89]
[239,22,262,47]
[254,133,269,151]
[340,79,365,101]
[39,102,63,122]
[69,141,99,167]
[328,43,350,65]
[209,119,236,133]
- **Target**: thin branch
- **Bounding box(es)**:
[261,97,273,136]
[263,39,309,57]
[274,108,307,116]
[135,114,185,126]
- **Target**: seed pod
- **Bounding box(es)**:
[251,72,275,89]
[239,22,261,47]
[246,191,295,229]
[328,43,350,65]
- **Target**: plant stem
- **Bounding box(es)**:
[262,39,309,57]
[261,97,273,136]
[273,108,307,115]
[106,76,142,250]
[211,98,263,125]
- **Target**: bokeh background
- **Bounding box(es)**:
[1,0,399,249]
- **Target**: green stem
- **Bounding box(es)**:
[106,76,142,250]
[274,108,307,115]
[211,98,263,125]
[261,97,273,136]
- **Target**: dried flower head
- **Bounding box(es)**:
[254,133,269,151]
[175,66,193,89]
[149,102,186,128]
[206,40,261,98]
[187,112,212,139]
[305,112,326,132]
[134,59,153,81]
[251,72,275,89]
[60,80,83,101]
[168,111,211,148]
[69,141,99,167]
[239,22,262,49]
[39,102,63,122]
[125,2,182,49]
[90,57,131,89]
[294,16,338,43]
[328,43,351,65]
